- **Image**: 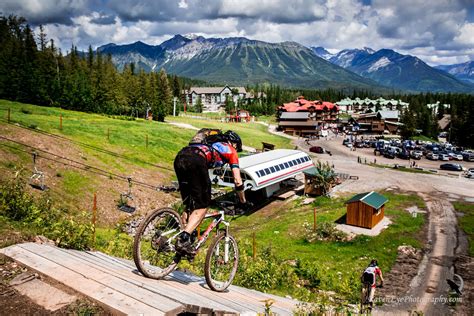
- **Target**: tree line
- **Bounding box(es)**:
[0,15,472,147]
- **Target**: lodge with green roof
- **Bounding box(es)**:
[345,191,388,229]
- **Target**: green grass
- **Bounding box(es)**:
[0,100,195,174]
[411,135,438,143]
[368,163,433,174]
[230,191,426,299]
[453,201,474,256]
[169,115,291,150]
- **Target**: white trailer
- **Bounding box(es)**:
[209,149,314,198]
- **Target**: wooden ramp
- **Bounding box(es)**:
[0,243,299,315]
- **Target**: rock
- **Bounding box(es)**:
[33,236,55,245]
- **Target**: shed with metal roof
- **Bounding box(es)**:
[345,191,388,229]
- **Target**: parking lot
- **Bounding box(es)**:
[305,135,474,177]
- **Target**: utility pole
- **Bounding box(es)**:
[173,97,177,116]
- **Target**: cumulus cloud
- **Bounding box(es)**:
[0,0,91,25]
[1,0,472,65]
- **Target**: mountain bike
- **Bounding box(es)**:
[360,281,382,314]
[133,201,239,292]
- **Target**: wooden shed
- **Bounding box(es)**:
[345,191,388,229]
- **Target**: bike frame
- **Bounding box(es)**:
[193,210,229,251]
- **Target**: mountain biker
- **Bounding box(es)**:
[361,259,384,309]
[173,130,249,257]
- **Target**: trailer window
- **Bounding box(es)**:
[270,166,276,173]
[284,162,289,168]
[275,165,280,171]
[297,158,302,164]
[279,163,285,169]
[264,168,270,175]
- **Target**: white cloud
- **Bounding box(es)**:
[4,0,473,66]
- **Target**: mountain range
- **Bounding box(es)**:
[312,47,472,93]
[98,35,384,91]
[98,34,473,93]
[434,61,474,84]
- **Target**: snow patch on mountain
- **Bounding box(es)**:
[368,57,391,72]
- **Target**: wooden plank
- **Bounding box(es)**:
[4,243,298,315]
[84,251,261,314]
[17,243,185,315]
[0,245,167,315]
[63,248,242,314]
[104,253,300,312]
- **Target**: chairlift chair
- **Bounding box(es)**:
[118,177,136,213]
[29,152,46,191]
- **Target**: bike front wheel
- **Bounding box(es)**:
[133,208,183,279]
[204,233,239,292]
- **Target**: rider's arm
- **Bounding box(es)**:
[227,145,247,203]
[376,267,384,284]
[232,168,246,203]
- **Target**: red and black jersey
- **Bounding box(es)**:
[189,142,239,169]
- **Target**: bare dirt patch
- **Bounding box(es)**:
[0,253,109,315]
[0,124,180,227]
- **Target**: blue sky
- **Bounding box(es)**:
[1,0,473,65]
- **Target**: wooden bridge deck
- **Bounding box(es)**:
[0,243,299,315]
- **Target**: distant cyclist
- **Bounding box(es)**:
[173,130,250,257]
[361,259,384,308]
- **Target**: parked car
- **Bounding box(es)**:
[462,152,474,162]
[440,163,463,171]
[310,146,324,154]
[426,153,439,160]
[465,168,474,178]
[397,150,410,160]
[448,152,463,161]
[410,150,422,160]
[438,153,450,161]
[384,150,396,159]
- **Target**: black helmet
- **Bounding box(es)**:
[224,130,242,152]
[370,259,378,267]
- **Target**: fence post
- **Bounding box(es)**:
[59,114,63,131]
[7,108,10,123]
[92,192,97,246]
[146,134,148,149]
[313,208,317,231]
[252,231,256,260]
[107,128,110,141]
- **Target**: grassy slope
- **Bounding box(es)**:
[168,115,291,150]
[0,100,194,170]
[453,201,474,256]
[230,192,426,298]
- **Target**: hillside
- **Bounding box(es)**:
[98,35,386,91]
[0,100,291,224]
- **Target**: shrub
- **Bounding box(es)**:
[303,221,348,242]
[0,178,92,250]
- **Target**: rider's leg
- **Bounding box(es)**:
[369,285,376,302]
[184,208,207,234]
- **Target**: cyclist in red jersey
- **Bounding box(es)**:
[361,259,384,308]
[173,130,249,257]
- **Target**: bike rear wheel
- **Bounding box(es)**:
[133,208,183,279]
[204,233,239,292]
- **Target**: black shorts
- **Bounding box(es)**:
[174,147,211,211]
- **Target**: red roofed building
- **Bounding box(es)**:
[277,96,339,136]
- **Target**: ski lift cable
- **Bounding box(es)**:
[0,136,175,192]
[0,117,174,172]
